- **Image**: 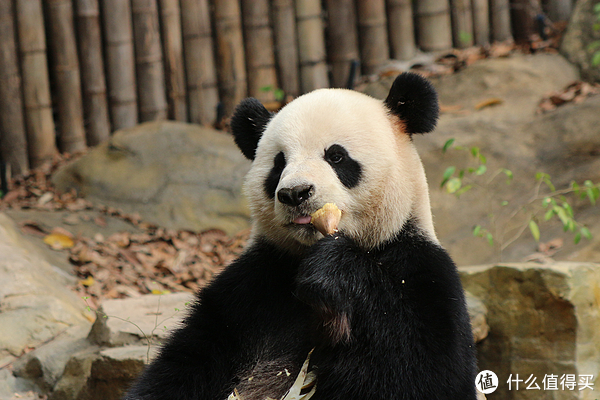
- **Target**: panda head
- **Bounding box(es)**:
[230,73,439,252]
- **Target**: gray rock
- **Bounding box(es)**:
[561,0,600,83]
[0,213,91,358]
[466,292,489,343]
[13,325,92,393]
[51,346,156,400]
[0,369,41,400]
[52,121,251,234]
[460,262,600,400]
[88,292,194,347]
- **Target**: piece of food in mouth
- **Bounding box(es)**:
[310,203,342,236]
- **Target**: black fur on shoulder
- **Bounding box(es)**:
[384,72,439,135]
[230,98,273,160]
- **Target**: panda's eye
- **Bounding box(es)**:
[325,145,347,164]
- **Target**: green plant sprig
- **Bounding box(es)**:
[440,139,599,257]
[590,3,600,66]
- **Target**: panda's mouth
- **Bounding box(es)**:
[292,215,312,225]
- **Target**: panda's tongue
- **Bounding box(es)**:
[293,216,312,225]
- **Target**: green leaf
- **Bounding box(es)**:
[542,197,552,208]
[470,147,480,158]
[260,85,274,92]
[529,220,540,242]
[274,88,285,102]
[456,184,473,196]
[441,166,456,187]
[572,181,580,196]
[543,176,556,192]
[581,226,592,240]
[475,165,487,175]
[443,138,455,153]
[588,41,600,52]
[554,206,570,226]
[473,225,482,237]
[562,202,574,218]
[502,169,513,184]
[544,208,555,221]
[595,2,600,13]
[574,232,582,244]
[446,177,462,194]
[459,31,473,45]
[486,232,494,246]
[587,188,598,205]
[501,200,509,206]
[594,22,600,31]
[592,52,600,67]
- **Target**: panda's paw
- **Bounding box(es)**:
[296,233,358,344]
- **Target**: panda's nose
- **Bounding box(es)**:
[277,184,314,207]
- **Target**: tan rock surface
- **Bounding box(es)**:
[461,262,600,400]
[52,121,251,235]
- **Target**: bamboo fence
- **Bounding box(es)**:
[74,0,111,146]
[0,0,28,175]
[101,0,138,130]
[0,0,571,178]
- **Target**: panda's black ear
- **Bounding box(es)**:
[230,98,273,160]
[384,72,439,135]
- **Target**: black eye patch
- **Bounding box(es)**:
[324,144,362,189]
[264,152,286,199]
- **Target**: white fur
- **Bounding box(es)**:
[244,88,438,252]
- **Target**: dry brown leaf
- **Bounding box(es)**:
[43,233,75,250]
[474,98,503,110]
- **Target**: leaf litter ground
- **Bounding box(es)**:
[0,154,248,308]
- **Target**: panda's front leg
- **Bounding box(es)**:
[295,232,372,344]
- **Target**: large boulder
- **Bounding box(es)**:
[461,262,600,400]
[88,293,194,347]
[0,213,92,399]
[561,0,600,83]
[52,121,251,234]
[0,213,91,364]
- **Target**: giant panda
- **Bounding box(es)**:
[124,73,477,400]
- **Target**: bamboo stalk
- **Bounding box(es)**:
[74,0,111,146]
[0,0,29,175]
[46,0,87,153]
[325,0,360,88]
[15,0,57,168]
[159,0,188,121]
[240,0,279,102]
[547,0,572,21]
[471,0,490,45]
[415,0,453,51]
[180,0,219,125]
[101,0,138,130]
[356,0,389,75]
[489,0,512,41]
[131,0,168,122]
[271,0,300,97]
[387,0,417,61]
[211,0,247,118]
[450,0,474,48]
[295,0,329,93]
[510,0,540,42]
